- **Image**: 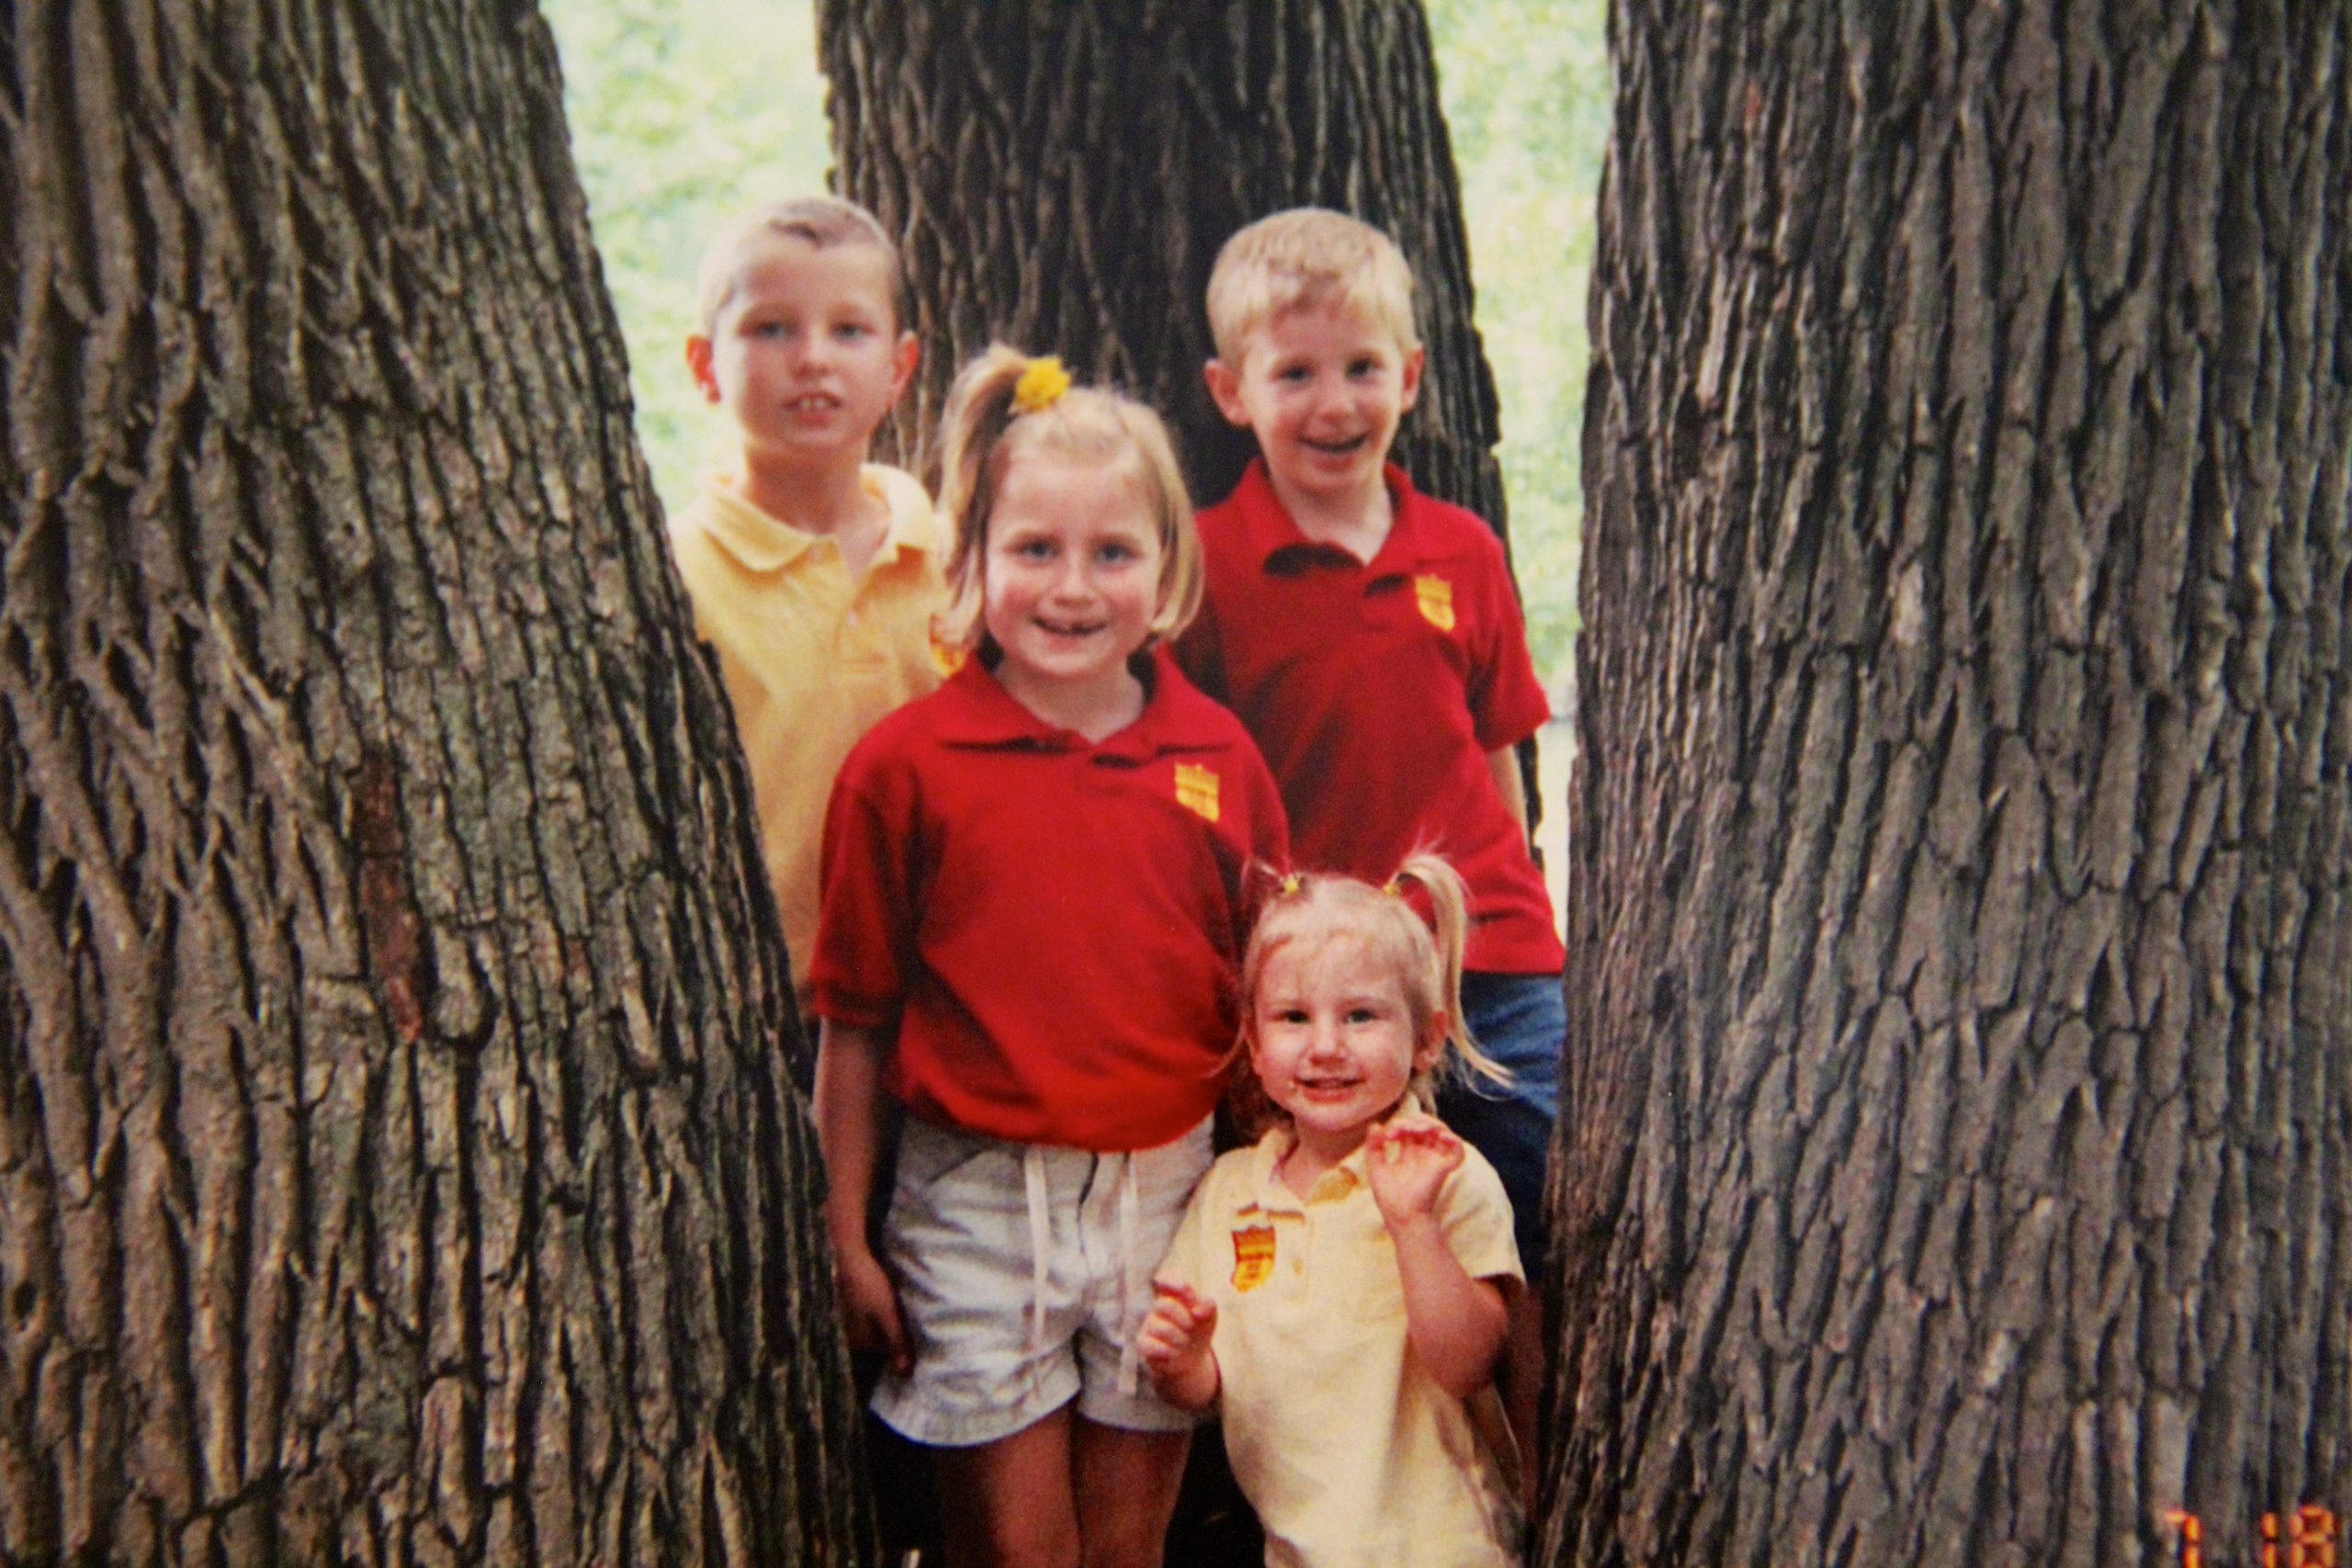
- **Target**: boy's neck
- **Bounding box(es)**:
[734,451,888,566]
[1267,469,1396,565]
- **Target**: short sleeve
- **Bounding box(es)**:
[1439,1145,1524,1285]
[807,740,918,1026]
[1464,536,1551,753]
[1154,1163,1227,1292]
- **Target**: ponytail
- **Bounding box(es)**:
[1388,853,1510,1089]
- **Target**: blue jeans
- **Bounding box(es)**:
[1438,970,1564,1271]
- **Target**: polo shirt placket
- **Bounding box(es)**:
[812,650,1289,1151]
[1185,461,1565,976]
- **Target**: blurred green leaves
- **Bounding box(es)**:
[541,0,1605,687]
[542,0,831,504]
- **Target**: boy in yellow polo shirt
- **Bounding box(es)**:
[672,197,945,1010]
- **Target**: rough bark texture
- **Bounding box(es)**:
[817,0,1510,538]
[0,3,872,1562]
[1545,3,2352,1565]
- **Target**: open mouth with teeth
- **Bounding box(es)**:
[785,394,842,413]
[1035,617,1106,641]
[1302,434,1370,457]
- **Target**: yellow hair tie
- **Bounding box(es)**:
[1383,875,1407,897]
[1012,355,1072,414]
[1278,872,1303,897]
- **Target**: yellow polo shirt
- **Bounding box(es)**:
[1158,1122,1523,1568]
[668,467,947,1001]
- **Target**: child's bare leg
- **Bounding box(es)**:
[1071,1418,1190,1568]
[935,1406,1080,1568]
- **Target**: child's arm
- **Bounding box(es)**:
[813,1019,911,1373]
[1486,745,1529,832]
[1365,1115,1512,1401]
[1137,1280,1222,1411]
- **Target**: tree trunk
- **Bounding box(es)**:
[817,0,1510,538]
[1547,4,2351,1566]
[0,3,871,1562]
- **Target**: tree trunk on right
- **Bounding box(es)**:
[1546,5,2351,1566]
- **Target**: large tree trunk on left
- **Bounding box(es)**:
[0,3,870,1562]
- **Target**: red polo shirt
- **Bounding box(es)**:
[811,649,1289,1150]
[1181,460,1564,976]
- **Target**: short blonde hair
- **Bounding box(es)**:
[694,196,905,336]
[1230,854,1510,1137]
[1205,208,1420,363]
[933,344,1204,655]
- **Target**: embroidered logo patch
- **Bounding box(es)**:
[1230,1224,1276,1292]
[1175,762,1221,822]
[1414,574,1456,632]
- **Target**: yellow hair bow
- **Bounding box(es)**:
[1012,355,1072,414]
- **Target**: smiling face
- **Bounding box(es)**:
[688,231,916,471]
[1250,933,1438,1160]
[1209,298,1425,520]
[980,448,1167,716]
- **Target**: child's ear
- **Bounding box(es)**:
[1397,345,1427,413]
[685,335,720,403]
[1204,359,1251,428]
[890,331,921,401]
[1414,1011,1450,1073]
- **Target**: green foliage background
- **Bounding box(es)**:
[543,0,1607,689]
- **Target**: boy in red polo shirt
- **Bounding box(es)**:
[1180,208,1565,1471]
[812,346,1287,1565]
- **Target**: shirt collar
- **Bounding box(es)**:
[922,646,1219,761]
[1229,457,1427,575]
[1242,1091,1435,1210]
[695,466,941,574]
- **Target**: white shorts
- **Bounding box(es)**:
[874,1116,1213,1448]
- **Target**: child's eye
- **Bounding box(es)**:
[1346,1006,1380,1023]
[1348,357,1381,378]
[835,322,872,340]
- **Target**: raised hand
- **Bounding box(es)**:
[1364,1111,1466,1232]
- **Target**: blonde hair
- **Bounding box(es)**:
[934,344,1204,654]
[1232,854,1510,1135]
[1205,208,1421,364]
[694,196,905,336]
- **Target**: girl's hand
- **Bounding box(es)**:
[1365,1112,1465,1232]
[1137,1280,1221,1410]
[835,1245,913,1376]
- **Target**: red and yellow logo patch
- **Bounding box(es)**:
[1413,574,1456,632]
[1175,762,1221,822]
[1230,1224,1276,1292]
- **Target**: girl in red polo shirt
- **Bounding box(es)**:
[809,346,1288,1566]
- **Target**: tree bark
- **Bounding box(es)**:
[816,0,1510,538]
[1547,4,2351,1565]
[0,3,871,1562]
